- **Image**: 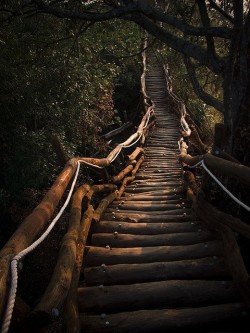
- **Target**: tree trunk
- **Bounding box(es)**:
[224,13,250,166]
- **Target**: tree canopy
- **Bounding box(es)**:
[1,0,250,241]
[1,1,249,158]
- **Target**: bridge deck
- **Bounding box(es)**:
[78,55,248,332]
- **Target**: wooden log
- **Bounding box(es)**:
[195,195,250,306]
[78,280,238,312]
[101,213,194,223]
[80,303,248,333]
[105,208,193,221]
[84,257,229,286]
[142,120,156,143]
[29,184,91,325]
[131,156,144,176]
[92,184,117,193]
[91,230,215,248]
[106,203,188,211]
[213,149,241,164]
[203,154,250,186]
[124,187,184,194]
[0,157,79,317]
[84,240,223,266]
[117,194,185,201]
[196,194,250,239]
[117,176,135,198]
[184,171,200,196]
[179,153,203,167]
[111,165,133,184]
[219,225,250,307]
[93,191,118,223]
[128,147,144,162]
[63,205,94,333]
[92,221,200,235]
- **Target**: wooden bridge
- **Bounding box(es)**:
[1,48,250,333]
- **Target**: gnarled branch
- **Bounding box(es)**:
[184,56,224,113]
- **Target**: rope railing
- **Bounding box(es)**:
[0,47,156,332]
[162,56,250,308]
[163,58,250,212]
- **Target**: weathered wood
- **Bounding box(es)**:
[84,257,229,286]
[92,220,200,235]
[131,155,144,175]
[128,147,144,162]
[111,164,133,183]
[93,191,118,222]
[63,205,94,333]
[117,176,135,198]
[203,154,250,186]
[195,194,250,306]
[91,230,214,248]
[184,171,200,196]
[80,303,248,333]
[0,157,79,316]
[106,202,188,211]
[78,280,238,312]
[84,240,223,266]
[102,212,194,223]
[104,208,193,217]
[30,184,91,324]
[179,143,250,186]
[124,187,184,194]
[196,195,250,239]
[220,225,250,307]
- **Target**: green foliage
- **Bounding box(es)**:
[0,12,142,218]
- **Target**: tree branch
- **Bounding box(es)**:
[196,0,215,56]
[127,12,225,75]
[184,56,224,113]
[135,1,232,39]
[32,0,139,21]
[208,0,234,24]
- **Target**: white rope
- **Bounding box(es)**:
[121,132,143,149]
[1,107,154,333]
[110,146,122,163]
[0,161,81,333]
[201,160,250,212]
[142,111,152,129]
[79,160,104,169]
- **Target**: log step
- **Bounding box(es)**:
[78,280,240,312]
[90,230,215,248]
[84,257,229,286]
[79,52,250,332]
[80,303,249,333]
[92,220,201,234]
[84,240,223,266]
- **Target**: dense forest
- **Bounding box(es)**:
[0,1,250,332]
[2,0,249,245]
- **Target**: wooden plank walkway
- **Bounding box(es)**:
[79,53,249,332]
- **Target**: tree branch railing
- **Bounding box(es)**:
[0,50,156,332]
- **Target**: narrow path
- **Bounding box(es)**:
[79,53,248,332]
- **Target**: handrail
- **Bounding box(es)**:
[162,54,250,307]
[0,40,155,331]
